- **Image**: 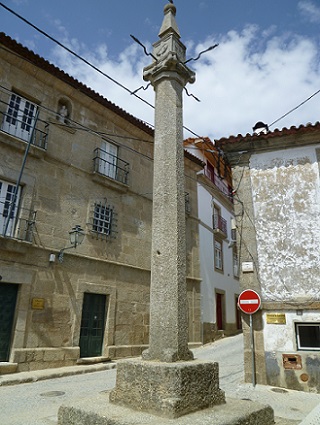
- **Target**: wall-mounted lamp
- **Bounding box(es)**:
[58,225,85,263]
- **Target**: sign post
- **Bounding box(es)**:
[238,289,261,387]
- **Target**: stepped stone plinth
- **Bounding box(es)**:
[109,359,225,418]
[58,393,274,425]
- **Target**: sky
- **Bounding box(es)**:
[1,0,320,141]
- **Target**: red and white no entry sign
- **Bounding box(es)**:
[238,289,261,315]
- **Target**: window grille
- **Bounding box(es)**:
[89,199,117,239]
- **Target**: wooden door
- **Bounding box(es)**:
[0,283,18,361]
[79,293,107,358]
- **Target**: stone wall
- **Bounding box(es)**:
[0,38,202,371]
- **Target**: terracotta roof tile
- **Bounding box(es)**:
[215,121,320,147]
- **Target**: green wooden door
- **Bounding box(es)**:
[79,293,107,358]
[0,283,18,361]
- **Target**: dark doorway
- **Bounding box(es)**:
[0,283,18,361]
[216,292,225,330]
[79,293,107,358]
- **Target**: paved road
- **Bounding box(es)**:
[1,334,320,425]
[0,367,117,424]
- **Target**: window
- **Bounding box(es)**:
[92,201,114,237]
[296,323,320,350]
[213,204,227,235]
[2,93,37,141]
[213,205,220,228]
[93,141,129,184]
[214,239,223,271]
[0,179,20,237]
[99,140,118,180]
[233,247,239,277]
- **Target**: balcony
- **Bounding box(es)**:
[204,167,233,203]
[0,105,49,150]
[93,148,129,185]
[1,202,37,243]
[213,215,227,238]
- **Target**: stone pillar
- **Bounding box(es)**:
[142,2,195,362]
[108,6,226,417]
[58,4,275,423]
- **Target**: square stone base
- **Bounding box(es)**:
[109,359,225,418]
[58,393,275,425]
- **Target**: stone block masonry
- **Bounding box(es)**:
[58,393,274,425]
[109,359,225,418]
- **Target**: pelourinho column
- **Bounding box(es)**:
[142,1,195,363]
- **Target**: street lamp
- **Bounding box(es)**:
[58,225,85,263]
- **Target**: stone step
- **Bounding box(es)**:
[76,356,111,365]
[0,362,18,375]
[58,394,274,425]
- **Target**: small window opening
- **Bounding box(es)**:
[296,323,320,351]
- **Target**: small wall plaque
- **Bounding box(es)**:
[32,298,45,310]
[242,262,254,273]
[266,313,286,324]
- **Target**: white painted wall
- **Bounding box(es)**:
[198,183,240,326]
[250,145,320,302]
[262,310,320,352]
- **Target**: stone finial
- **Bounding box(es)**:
[159,1,180,38]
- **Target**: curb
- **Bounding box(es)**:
[0,362,117,387]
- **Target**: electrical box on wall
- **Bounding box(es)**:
[242,262,254,273]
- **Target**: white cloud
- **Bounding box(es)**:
[48,25,320,141]
[298,0,320,23]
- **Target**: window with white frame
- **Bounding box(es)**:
[2,93,38,142]
[0,179,21,237]
[214,239,223,271]
[92,201,114,236]
[98,140,118,180]
[296,323,320,350]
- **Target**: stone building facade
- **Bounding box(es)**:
[216,123,320,393]
[0,33,202,373]
[184,137,241,343]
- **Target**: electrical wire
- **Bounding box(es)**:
[0,83,234,205]
[0,84,154,161]
[3,1,319,138]
[0,2,155,110]
[269,88,320,129]
[0,2,208,141]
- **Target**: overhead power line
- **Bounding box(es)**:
[269,88,320,128]
[0,2,204,140]
[0,2,154,108]
[3,2,317,141]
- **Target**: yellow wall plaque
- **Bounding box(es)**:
[266,313,286,324]
[32,298,45,310]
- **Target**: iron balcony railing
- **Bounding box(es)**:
[204,167,234,203]
[0,107,49,150]
[93,148,129,185]
[213,214,227,235]
[1,202,37,242]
